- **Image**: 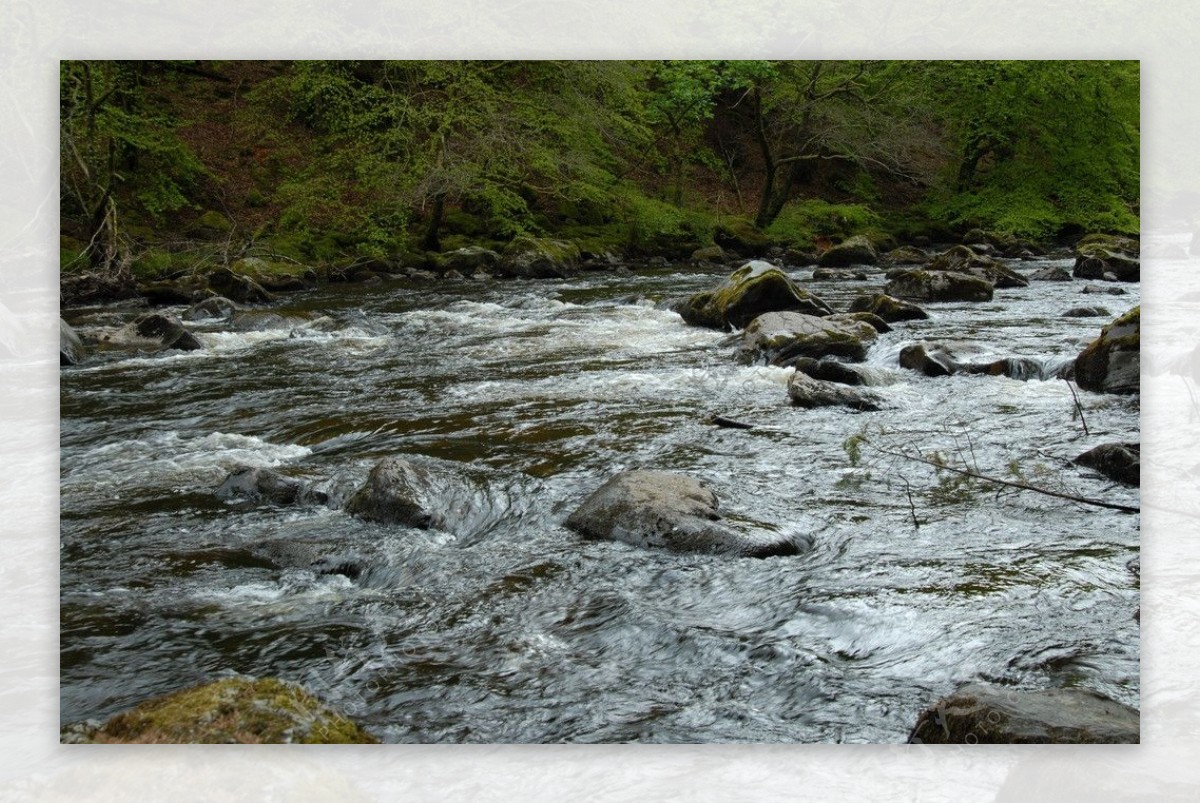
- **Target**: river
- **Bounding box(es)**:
[59,257,1140,743]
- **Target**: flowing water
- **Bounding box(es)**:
[59,259,1140,743]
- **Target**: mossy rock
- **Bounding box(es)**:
[713,218,771,257]
[740,310,877,365]
[65,677,377,744]
[927,245,1028,288]
[1074,306,1140,394]
[884,269,994,303]
[679,261,833,331]
[1076,233,1139,257]
[230,257,317,292]
[818,235,878,268]
[496,235,581,279]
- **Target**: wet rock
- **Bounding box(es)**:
[927,245,1028,288]
[250,539,367,579]
[1028,265,1074,282]
[1062,306,1111,318]
[848,293,930,322]
[62,677,377,744]
[817,235,878,267]
[207,268,275,305]
[811,267,868,281]
[441,246,500,275]
[60,318,86,366]
[216,466,328,506]
[1074,306,1140,394]
[184,296,241,321]
[784,357,871,385]
[1073,442,1140,486]
[961,357,1070,382]
[679,261,833,330]
[827,311,891,334]
[884,269,994,303]
[713,219,771,257]
[1073,234,1140,282]
[495,236,580,279]
[345,456,528,541]
[909,683,1139,744]
[106,313,202,352]
[1081,284,1128,296]
[787,369,884,411]
[740,311,877,365]
[565,470,799,557]
[883,245,928,265]
[899,343,960,377]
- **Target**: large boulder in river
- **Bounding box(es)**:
[495,236,580,279]
[740,311,876,365]
[848,293,930,322]
[1072,235,1140,282]
[885,269,994,303]
[679,261,833,330]
[442,246,500,275]
[60,318,86,366]
[1073,442,1140,486]
[787,369,884,411]
[61,677,376,744]
[818,235,878,267]
[565,470,799,558]
[909,683,1139,744]
[883,245,928,265]
[927,245,1028,288]
[1073,306,1139,394]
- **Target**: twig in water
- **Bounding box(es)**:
[1063,378,1089,435]
[900,476,920,528]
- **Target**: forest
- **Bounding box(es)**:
[59,59,1139,294]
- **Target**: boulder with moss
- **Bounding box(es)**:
[62,677,376,744]
[885,269,994,303]
[1073,234,1140,282]
[679,261,833,330]
[495,236,581,279]
[927,245,1028,288]
[207,267,275,305]
[818,235,878,267]
[1074,306,1140,394]
[713,219,771,257]
[740,311,877,365]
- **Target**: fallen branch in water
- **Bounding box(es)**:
[867,440,1140,514]
[710,415,755,430]
[1063,378,1089,436]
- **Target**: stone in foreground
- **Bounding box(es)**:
[740,311,877,365]
[565,470,798,558]
[62,677,376,744]
[787,369,884,411]
[1073,442,1140,486]
[909,683,1139,744]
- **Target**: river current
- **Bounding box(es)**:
[59,258,1140,743]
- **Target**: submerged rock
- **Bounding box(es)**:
[909,683,1139,744]
[740,311,877,365]
[885,269,994,303]
[1074,306,1140,394]
[102,312,202,352]
[811,267,868,281]
[216,466,329,506]
[60,318,86,366]
[848,293,930,322]
[565,470,799,557]
[62,677,377,744]
[899,343,961,377]
[184,296,241,321]
[1063,306,1112,318]
[787,369,884,411]
[679,261,833,330]
[1073,442,1140,486]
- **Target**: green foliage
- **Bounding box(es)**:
[766,200,881,246]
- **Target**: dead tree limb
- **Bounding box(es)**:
[867,441,1140,514]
